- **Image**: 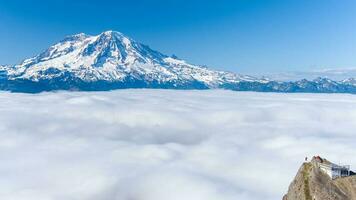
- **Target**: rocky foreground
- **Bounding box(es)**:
[283,157,356,200]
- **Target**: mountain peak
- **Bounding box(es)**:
[101,30,123,36]
[60,31,126,44]
[283,156,356,200]
[96,30,132,45]
[97,30,129,42]
[61,32,90,43]
[2,30,248,91]
[2,31,356,93]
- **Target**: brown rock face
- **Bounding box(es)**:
[283,160,356,200]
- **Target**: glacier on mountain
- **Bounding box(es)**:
[1,30,356,93]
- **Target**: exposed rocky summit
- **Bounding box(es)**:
[283,156,356,200]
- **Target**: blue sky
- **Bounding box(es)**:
[1,0,356,73]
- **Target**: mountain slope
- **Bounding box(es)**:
[283,157,356,200]
[0,31,261,92]
[1,30,356,93]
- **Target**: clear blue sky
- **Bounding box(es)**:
[1,0,356,73]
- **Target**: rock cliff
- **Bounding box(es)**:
[283,157,356,200]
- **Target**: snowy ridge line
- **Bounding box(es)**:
[1,30,356,93]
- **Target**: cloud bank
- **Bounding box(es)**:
[0,90,356,200]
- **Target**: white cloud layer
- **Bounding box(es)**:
[0,89,356,200]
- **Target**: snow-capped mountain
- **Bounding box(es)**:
[0,31,262,92]
[1,30,356,93]
[262,68,356,81]
[342,78,356,86]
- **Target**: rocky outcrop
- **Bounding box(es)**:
[283,158,356,200]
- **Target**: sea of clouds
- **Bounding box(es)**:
[0,89,356,200]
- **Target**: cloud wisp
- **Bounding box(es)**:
[0,90,356,200]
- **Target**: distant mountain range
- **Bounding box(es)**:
[1,30,356,93]
[262,68,356,81]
